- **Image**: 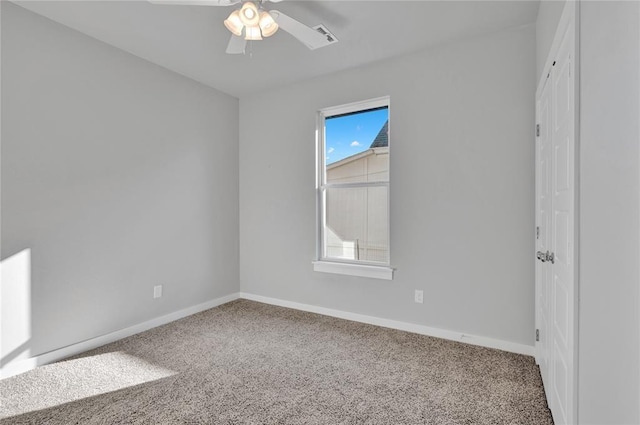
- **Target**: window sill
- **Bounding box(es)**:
[312,261,394,280]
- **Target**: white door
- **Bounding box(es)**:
[535,15,575,425]
[535,75,552,394]
[549,21,575,425]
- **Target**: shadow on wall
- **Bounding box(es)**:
[1,248,32,375]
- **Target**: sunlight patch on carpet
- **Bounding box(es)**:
[0,351,176,418]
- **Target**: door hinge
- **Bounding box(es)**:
[536,226,540,240]
[536,124,540,137]
[536,329,540,342]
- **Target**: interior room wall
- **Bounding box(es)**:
[239,25,536,348]
[1,2,239,369]
[536,0,566,82]
[578,1,640,423]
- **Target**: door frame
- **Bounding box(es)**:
[534,1,579,423]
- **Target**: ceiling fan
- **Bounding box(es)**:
[149,0,336,54]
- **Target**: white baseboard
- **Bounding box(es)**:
[239,292,534,357]
[0,292,240,380]
[2,291,534,380]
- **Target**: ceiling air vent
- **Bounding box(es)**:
[311,24,339,48]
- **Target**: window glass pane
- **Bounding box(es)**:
[325,107,388,184]
[324,186,389,264]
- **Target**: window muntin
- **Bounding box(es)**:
[318,97,390,266]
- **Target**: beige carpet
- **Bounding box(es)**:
[1,300,553,424]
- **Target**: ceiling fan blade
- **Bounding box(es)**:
[148,0,240,6]
[269,10,328,50]
[226,34,247,54]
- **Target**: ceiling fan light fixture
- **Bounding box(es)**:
[244,25,263,41]
[239,2,260,27]
[224,10,243,37]
[259,11,278,37]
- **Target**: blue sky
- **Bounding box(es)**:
[325,108,388,165]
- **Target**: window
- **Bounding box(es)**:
[313,97,393,280]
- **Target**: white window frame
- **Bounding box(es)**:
[312,96,394,280]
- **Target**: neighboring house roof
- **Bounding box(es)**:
[369,121,389,148]
[327,148,375,170]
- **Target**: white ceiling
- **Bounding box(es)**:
[14,1,540,98]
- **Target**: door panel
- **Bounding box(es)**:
[555,211,569,264]
[556,137,570,191]
[553,341,568,421]
[554,274,569,345]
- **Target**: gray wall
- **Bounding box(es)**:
[239,25,536,347]
[579,2,640,423]
[536,0,566,82]
[1,3,239,366]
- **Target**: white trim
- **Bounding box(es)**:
[0,292,240,380]
[312,260,394,280]
[239,292,534,357]
[2,290,535,380]
[573,3,581,424]
[316,96,392,268]
[323,181,389,189]
[320,96,389,118]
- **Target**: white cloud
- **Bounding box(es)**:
[350,141,361,147]
[327,147,335,154]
